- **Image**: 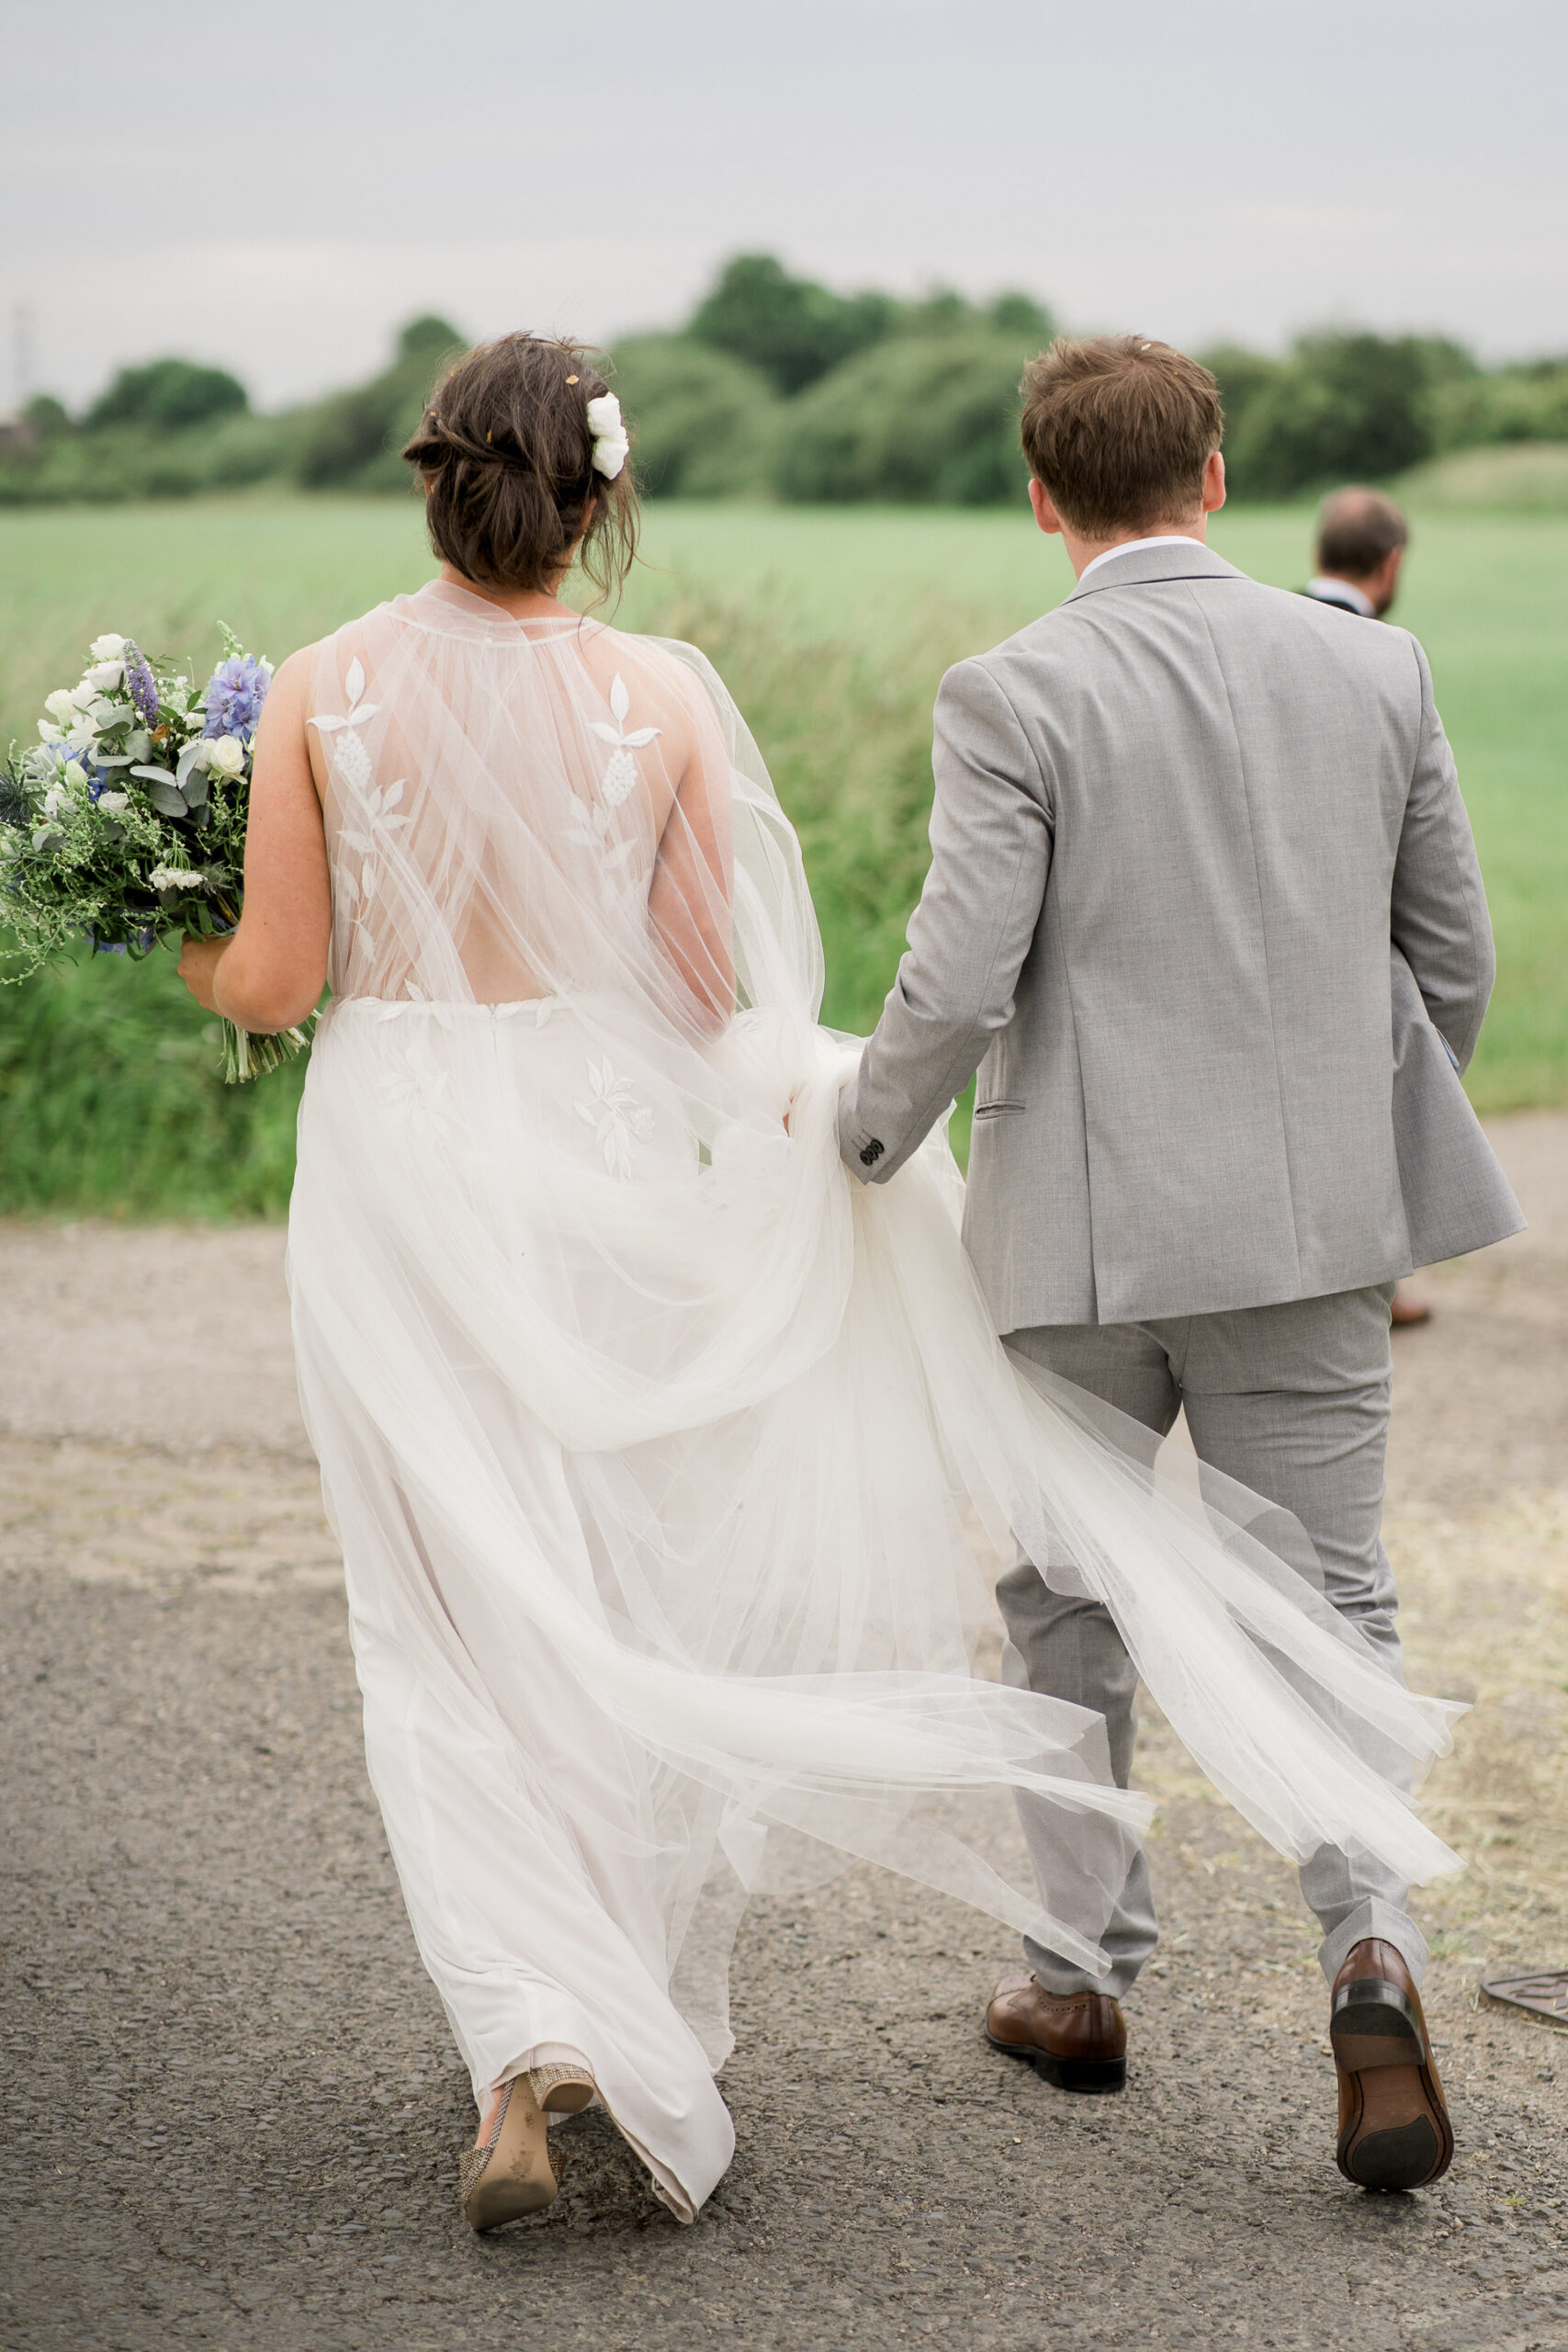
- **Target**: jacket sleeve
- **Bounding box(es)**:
[838,656,1054,1182]
[1389,638,1495,1074]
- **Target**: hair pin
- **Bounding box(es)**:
[566,375,580,386]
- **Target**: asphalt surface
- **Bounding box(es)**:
[3,1114,1566,2352]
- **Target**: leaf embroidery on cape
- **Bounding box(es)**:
[575,1057,654,1178]
[590,673,660,808]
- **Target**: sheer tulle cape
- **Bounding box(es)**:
[288,579,1461,2215]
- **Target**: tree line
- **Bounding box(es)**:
[5,254,1566,508]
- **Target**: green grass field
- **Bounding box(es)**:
[2,493,1563,1216]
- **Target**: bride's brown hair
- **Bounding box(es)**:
[402,333,638,602]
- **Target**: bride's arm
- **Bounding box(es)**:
[176,651,332,1032]
[649,690,736,1026]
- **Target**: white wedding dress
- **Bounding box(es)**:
[288,577,1462,2220]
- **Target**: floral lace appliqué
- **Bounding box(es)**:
[378,1027,451,1138]
[562,673,660,876]
[592,672,660,804]
[576,1057,653,1178]
[310,659,410,970]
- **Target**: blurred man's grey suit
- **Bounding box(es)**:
[840,537,1522,1994]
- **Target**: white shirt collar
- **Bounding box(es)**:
[1076,533,1210,586]
[1307,575,1376,617]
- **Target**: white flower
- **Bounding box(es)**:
[96,791,129,814]
[38,720,62,745]
[44,689,78,726]
[70,681,100,714]
[89,634,128,662]
[202,735,246,778]
[150,865,206,891]
[82,659,124,692]
[586,392,629,481]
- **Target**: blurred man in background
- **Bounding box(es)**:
[1307,486,1409,620]
[1307,488,1431,1329]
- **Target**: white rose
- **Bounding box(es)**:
[96,791,129,814]
[89,634,128,662]
[203,735,246,778]
[586,393,629,481]
[44,688,78,726]
[83,660,124,692]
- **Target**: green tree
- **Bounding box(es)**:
[1223,333,1471,498]
[291,314,466,492]
[21,393,73,441]
[987,292,1058,342]
[775,329,1035,506]
[609,336,780,497]
[1198,343,1282,463]
[85,358,248,433]
[688,254,897,396]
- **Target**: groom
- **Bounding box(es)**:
[839,335,1523,2191]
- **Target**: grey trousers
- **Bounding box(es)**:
[1002,1284,1428,1996]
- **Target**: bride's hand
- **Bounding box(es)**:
[177,933,231,1013]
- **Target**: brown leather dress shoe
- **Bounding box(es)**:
[1390,1287,1432,1329]
[985,1972,1126,2094]
[1331,1939,1454,2190]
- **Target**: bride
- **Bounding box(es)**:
[177,333,1462,2231]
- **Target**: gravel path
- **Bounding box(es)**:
[3,1115,1566,2352]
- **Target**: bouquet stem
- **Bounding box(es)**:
[220,1012,316,1084]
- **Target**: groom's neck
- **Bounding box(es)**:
[1059,512,1209,582]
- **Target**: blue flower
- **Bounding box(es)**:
[201,653,271,742]
[122,641,159,727]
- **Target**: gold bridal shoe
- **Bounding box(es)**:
[458,2064,598,2232]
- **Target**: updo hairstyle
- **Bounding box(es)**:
[402,334,638,601]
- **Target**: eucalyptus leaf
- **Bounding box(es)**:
[182,768,209,810]
[146,781,188,819]
[130,763,177,787]
[175,740,208,786]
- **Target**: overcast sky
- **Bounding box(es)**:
[8,0,1566,412]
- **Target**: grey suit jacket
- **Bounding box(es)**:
[840,541,1523,1329]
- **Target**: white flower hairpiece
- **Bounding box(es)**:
[585,393,629,481]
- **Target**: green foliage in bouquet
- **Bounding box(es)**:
[0,625,310,1081]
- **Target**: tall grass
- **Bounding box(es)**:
[2,495,1563,1218]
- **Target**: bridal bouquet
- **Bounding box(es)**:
[0,625,311,1081]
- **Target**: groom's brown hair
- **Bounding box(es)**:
[1020,336,1223,537]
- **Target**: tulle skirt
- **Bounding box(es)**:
[288,993,1461,2218]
